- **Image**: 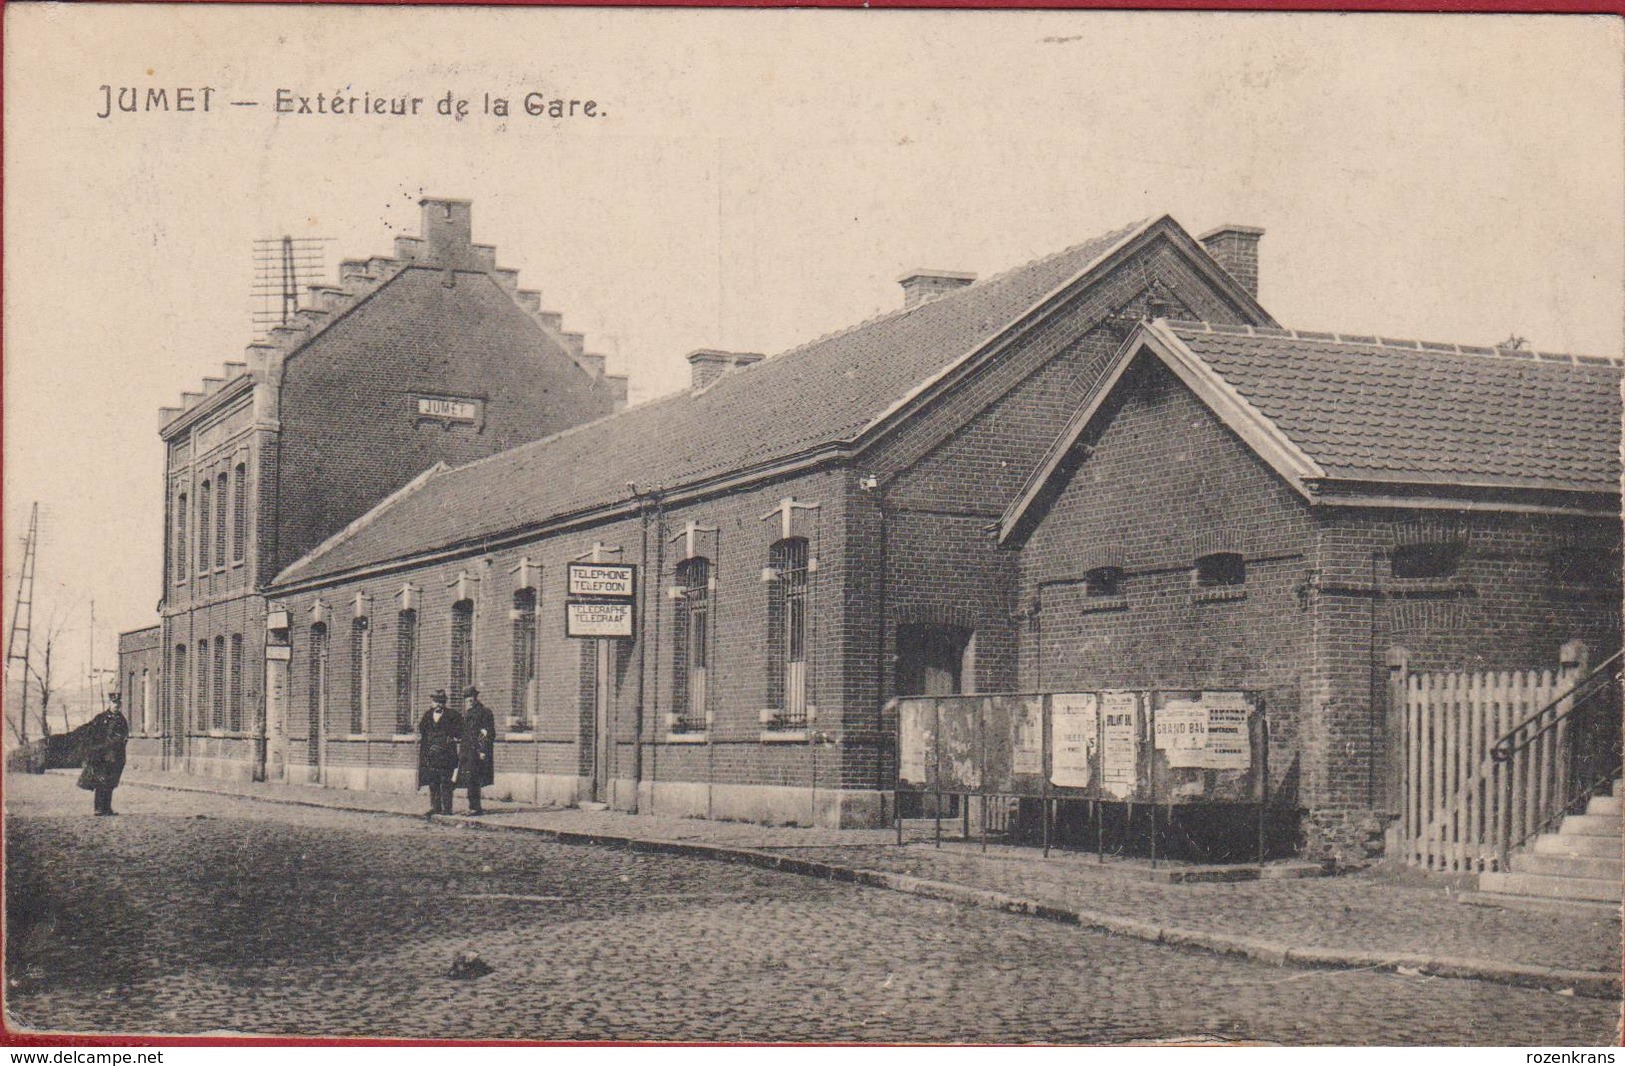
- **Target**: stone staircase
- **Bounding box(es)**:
[1473,779,1621,911]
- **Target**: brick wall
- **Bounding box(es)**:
[275,267,619,574]
[1014,353,1316,808]
[1010,350,1622,863]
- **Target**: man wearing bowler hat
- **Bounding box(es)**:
[458,685,495,815]
[417,689,461,816]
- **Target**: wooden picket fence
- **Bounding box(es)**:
[1397,667,1565,873]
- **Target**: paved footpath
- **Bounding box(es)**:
[110,769,1622,995]
[7,773,1620,1044]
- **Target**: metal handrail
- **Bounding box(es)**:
[1490,648,1624,763]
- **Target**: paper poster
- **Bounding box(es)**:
[1012,697,1044,776]
[1202,693,1252,771]
[1154,698,1208,768]
[1049,692,1098,788]
[897,699,934,788]
[1100,691,1139,799]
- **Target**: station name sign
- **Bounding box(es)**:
[565,562,637,638]
[415,395,482,425]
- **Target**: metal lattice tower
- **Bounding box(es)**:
[251,236,334,341]
[5,503,39,724]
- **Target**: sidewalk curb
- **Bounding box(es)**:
[121,777,1622,1001]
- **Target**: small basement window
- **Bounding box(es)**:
[1195,552,1246,588]
[1391,543,1464,580]
[1084,566,1124,598]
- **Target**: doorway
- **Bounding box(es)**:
[895,624,973,820]
[896,624,973,698]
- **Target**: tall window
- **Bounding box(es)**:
[232,463,248,563]
[767,538,809,727]
[174,493,188,581]
[450,600,475,703]
[212,636,226,729]
[198,481,212,571]
[127,671,138,733]
[197,639,211,732]
[229,634,244,732]
[173,644,188,735]
[350,617,370,733]
[215,473,229,570]
[673,558,711,732]
[309,623,329,741]
[395,609,418,732]
[511,589,537,729]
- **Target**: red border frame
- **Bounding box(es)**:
[3,0,1622,1049]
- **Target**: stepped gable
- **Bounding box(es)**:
[1163,321,1622,491]
[159,198,627,434]
[277,215,1175,585]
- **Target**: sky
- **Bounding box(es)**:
[4,5,1623,682]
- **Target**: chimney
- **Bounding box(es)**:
[898,270,976,309]
[1198,225,1264,300]
[420,197,475,268]
[687,349,764,391]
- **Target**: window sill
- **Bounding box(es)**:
[502,732,535,741]
[1386,579,1472,598]
[665,732,709,744]
[1078,595,1129,614]
[1193,586,1247,604]
[760,729,808,743]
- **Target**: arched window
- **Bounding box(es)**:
[174,493,188,581]
[198,481,212,572]
[350,616,370,734]
[308,622,329,742]
[767,538,810,726]
[215,473,229,570]
[511,588,538,729]
[449,600,475,704]
[212,635,226,729]
[673,558,711,732]
[232,463,247,563]
[395,609,418,732]
[1085,566,1124,598]
[229,634,244,732]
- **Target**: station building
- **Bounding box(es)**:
[123,198,628,782]
[122,201,1621,862]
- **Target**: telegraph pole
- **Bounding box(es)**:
[4,503,39,745]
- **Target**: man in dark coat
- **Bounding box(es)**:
[457,685,495,815]
[82,693,130,816]
[417,689,462,816]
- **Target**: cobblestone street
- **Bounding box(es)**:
[5,774,1617,1044]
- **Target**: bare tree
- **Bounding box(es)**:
[31,609,72,742]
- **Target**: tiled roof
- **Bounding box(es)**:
[277,216,1179,585]
[1165,322,1623,491]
